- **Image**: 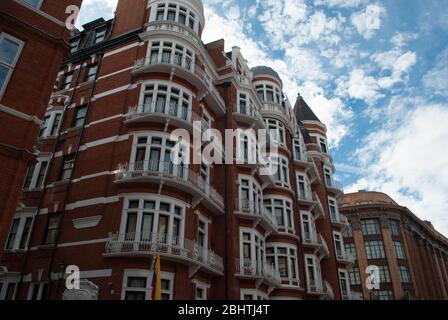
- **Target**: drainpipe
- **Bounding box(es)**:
[45,50,105,299]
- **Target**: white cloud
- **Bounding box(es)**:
[372,49,417,89]
[76,0,118,28]
[314,0,366,8]
[351,4,386,39]
[423,47,448,96]
[347,97,448,235]
[337,68,384,104]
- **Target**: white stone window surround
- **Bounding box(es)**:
[23,155,51,191]
[328,196,340,221]
[237,89,258,115]
[0,274,19,300]
[237,174,263,214]
[263,195,294,232]
[301,210,317,242]
[27,282,48,300]
[309,133,328,154]
[4,210,35,251]
[265,118,286,145]
[304,254,323,290]
[239,227,266,269]
[253,80,282,104]
[338,268,351,298]
[121,269,175,300]
[271,154,290,187]
[333,231,345,258]
[118,195,186,246]
[39,110,63,138]
[296,170,312,200]
[0,32,25,98]
[240,288,268,300]
[266,242,299,283]
[148,0,202,33]
[292,136,306,161]
[146,38,195,71]
[192,279,209,300]
[137,80,193,122]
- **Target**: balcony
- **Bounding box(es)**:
[104,232,224,276]
[302,233,330,259]
[260,102,290,124]
[125,102,201,131]
[307,279,333,299]
[235,258,281,287]
[232,104,265,129]
[330,213,350,228]
[336,250,355,266]
[234,199,278,233]
[326,179,344,198]
[132,52,225,116]
[297,188,315,206]
[115,161,224,214]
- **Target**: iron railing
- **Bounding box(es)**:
[235,258,281,286]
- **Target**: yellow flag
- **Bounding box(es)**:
[152,252,161,300]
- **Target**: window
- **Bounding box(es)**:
[237,175,263,216]
[23,158,49,190]
[377,290,393,300]
[72,105,87,127]
[197,217,208,250]
[324,167,332,187]
[194,281,208,300]
[379,265,391,283]
[296,173,311,200]
[305,255,322,290]
[44,214,61,245]
[22,0,42,8]
[238,92,257,116]
[139,82,192,121]
[301,212,316,242]
[264,197,293,231]
[131,133,188,179]
[60,155,75,181]
[40,111,63,138]
[266,118,285,145]
[121,198,185,245]
[360,219,381,235]
[94,28,106,44]
[255,82,282,104]
[272,155,289,186]
[349,267,361,285]
[333,232,345,259]
[393,241,406,259]
[151,3,198,31]
[70,38,80,53]
[364,240,386,259]
[319,137,328,153]
[293,137,304,161]
[266,244,298,282]
[85,65,98,82]
[0,33,24,97]
[4,282,17,300]
[161,273,174,300]
[339,270,350,298]
[399,266,411,283]
[60,73,73,90]
[240,289,267,300]
[328,198,339,221]
[344,243,357,260]
[28,283,48,300]
[389,219,401,236]
[239,229,265,276]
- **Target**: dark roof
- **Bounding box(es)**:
[294,94,321,122]
[251,66,282,85]
[82,18,106,30]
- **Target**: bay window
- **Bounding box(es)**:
[151,2,199,32]
[239,229,265,275]
[264,197,293,232]
[266,244,299,283]
[237,175,262,215]
[139,81,192,121]
[149,40,194,71]
[121,198,185,246]
[255,82,282,104]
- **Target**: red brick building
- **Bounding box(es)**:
[0,0,83,269]
[340,191,448,300]
[0,0,353,300]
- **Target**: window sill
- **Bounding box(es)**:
[3,249,27,254]
[22,187,44,193]
[35,244,57,251]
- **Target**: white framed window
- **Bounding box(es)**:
[264,197,293,232]
[70,37,80,53]
[94,28,106,44]
[338,269,351,299]
[59,72,73,91]
[39,111,62,138]
[239,228,266,275]
[301,211,317,243]
[272,155,289,186]
[237,91,257,116]
[0,276,18,300]
[151,2,200,32]
[323,166,333,187]
[266,243,299,283]
[27,282,48,300]
[138,81,192,121]
[305,254,322,291]
[319,137,328,153]
[254,82,282,104]
[197,213,209,250]
[5,211,34,251]
[293,137,305,161]
[237,175,263,215]
[130,132,189,179]
[192,279,209,300]
[265,118,285,145]
[240,289,267,300]
[236,130,258,164]
[333,231,345,259]
[148,40,194,71]
[349,267,361,285]
[0,33,24,98]
[296,172,311,201]
[121,269,174,300]
[120,196,185,246]
[328,197,339,221]
[23,156,50,190]
[21,0,43,9]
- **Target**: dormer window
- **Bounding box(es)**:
[94,28,106,44]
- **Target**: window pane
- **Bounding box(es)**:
[19,217,33,249]
[0,65,9,91]
[5,283,16,300]
[6,219,20,249]
[23,0,41,8]
[125,291,145,300]
[128,277,147,288]
[0,38,20,65]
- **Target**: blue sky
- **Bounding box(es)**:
[77,0,448,235]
